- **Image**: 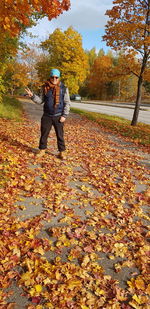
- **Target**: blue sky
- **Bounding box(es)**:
[25,0,113,52]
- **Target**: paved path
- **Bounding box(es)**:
[7,99,150,308]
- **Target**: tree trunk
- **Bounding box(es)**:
[131,49,149,126]
[131,75,143,126]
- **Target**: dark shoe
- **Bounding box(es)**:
[58,151,65,160]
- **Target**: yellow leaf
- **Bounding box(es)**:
[55,270,61,280]
[85,210,92,215]
[36,306,43,309]
[5,17,10,24]
[55,256,61,262]
[80,185,91,192]
[21,272,31,282]
[29,288,36,297]
[129,303,140,309]
[13,247,21,257]
[45,303,53,309]
[95,288,106,296]
[127,278,135,290]
[90,253,98,260]
[42,173,47,180]
[135,277,145,290]
[43,278,51,285]
[34,246,45,255]
[109,255,115,259]
[68,280,82,290]
[132,294,143,304]
[35,284,42,293]
[81,255,90,267]
[68,255,74,261]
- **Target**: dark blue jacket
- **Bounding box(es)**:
[44,83,66,116]
[31,82,70,117]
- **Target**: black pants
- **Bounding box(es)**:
[39,114,65,151]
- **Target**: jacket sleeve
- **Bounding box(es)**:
[31,89,45,105]
[63,87,70,117]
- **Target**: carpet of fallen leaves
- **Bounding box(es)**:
[0,112,150,309]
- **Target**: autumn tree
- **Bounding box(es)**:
[79,48,97,98]
[4,61,30,95]
[80,50,117,100]
[103,0,150,125]
[109,52,139,101]
[38,27,88,94]
[80,49,138,100]
[0,34,18,74]
[35,54,51,87]
[85,48,97,68]
[98,48,105,58]
[20,45,42,91]
[88,55,113,99]
[0,34,18,101]
[0,0,70,101]
[0,0,70,37]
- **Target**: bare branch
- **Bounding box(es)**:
[117,33,144,56]
[138,0,148,7]
[130,70,140,78]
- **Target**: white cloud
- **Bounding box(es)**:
[27,0,113,40]
[51,0,113,30]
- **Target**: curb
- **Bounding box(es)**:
[80,101,150,111]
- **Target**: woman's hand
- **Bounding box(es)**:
[60,116,66,123]
[25,87,33,98]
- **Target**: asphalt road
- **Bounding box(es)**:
[71,102,150,125]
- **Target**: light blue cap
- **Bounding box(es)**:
[50,69,60,77]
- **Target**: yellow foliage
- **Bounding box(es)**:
[135,277,145,291]
[35,284,43,293]
[38,27,88,94]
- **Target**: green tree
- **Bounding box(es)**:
[85,48,97,68]
[98,48,105,58]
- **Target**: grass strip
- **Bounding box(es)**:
[71,107,150,146]
[0,95,23,121]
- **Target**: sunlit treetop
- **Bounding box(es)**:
[0,0,70,36]
[103,0,150,56]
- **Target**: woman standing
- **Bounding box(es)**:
[25,69,70,159]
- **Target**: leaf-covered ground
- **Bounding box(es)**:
[0,102,150,309]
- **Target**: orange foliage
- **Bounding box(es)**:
[0,110,149,306]
[0,0,70,36]
[103,0,149,53]
[88,55,113,99]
